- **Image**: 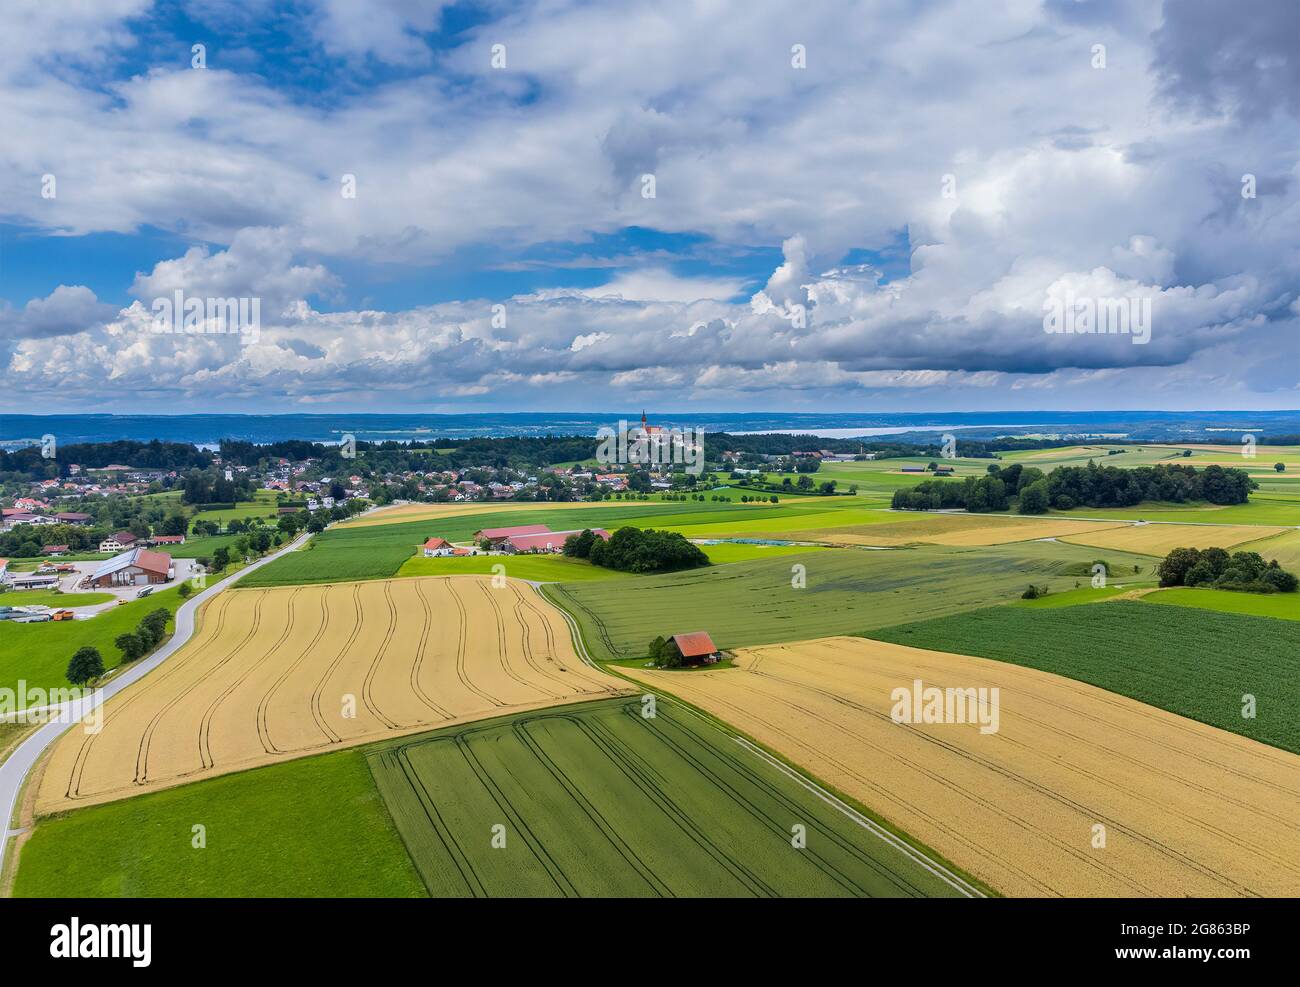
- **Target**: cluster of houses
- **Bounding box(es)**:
[94,531,186,554]
[422,524,611,557]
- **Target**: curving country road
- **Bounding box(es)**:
[0,532,310,876]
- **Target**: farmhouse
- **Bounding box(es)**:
[89,548,173,588]
[502,529,609,554]
[98,531,138,553]
[473,524,550,547]
[421,537,453,557]
[672,631,721,665]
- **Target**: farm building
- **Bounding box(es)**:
[55,512,93,525]
[422,537,453,557]
[98,531,138,553]
[151,534,186,546]
[672,632,721,665]
[40,545,70,556]
[472,524,550,547]
[502,529,609,554]
[89,549,173,588]
[9,573,60,591]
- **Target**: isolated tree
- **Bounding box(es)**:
[212,546,231,571]
[178,581,193,599]
[1276,463,1287,473]
[67,647,105,686]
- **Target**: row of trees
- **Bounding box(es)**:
[564,527,710,574]
[891,462,1254,514]
[1157,547,1298,594]
[66,606,172,686]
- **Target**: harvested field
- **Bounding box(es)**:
[37,576,629,813]
[368,697,973,898]
[797,513,1131,547]
[1058,522,1285,556]
[624,636,1300,897]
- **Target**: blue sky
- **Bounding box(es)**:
[0,0,1295,413]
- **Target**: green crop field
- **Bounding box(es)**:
[11,750,424,897]
[544,541,1152,660]
[367,697,970,898]
[1009,585,1137,608]
[242,500,835,587]
[396,553,631,582]
[1143,587,1300,622]
[0,585,182,705]
[870,602,1300,754]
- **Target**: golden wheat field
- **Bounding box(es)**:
[792,513,1130,547]
[1058,522,1285,556]
[625,636,1300,897]
[37,576,629,813]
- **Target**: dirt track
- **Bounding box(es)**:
[37,576,629,813]
[625,636,1300,897]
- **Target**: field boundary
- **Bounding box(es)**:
[542,583,995,897]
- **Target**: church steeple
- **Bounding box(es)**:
[641,409,648,426]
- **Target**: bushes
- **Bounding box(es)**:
[1158,546,1298,593]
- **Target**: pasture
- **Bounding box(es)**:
[36,576,630,813]
[545,541,1154,661]
[367,697,972,898]
[0,586,182,705]
[1143,587,1300,622]
[625,636,1300,897]
[871,602,1300,752]
[13,749,424,897]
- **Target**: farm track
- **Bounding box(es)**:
[625,637,1300,897]
[36,575,631,813]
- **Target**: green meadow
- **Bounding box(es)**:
[544,540,1149,661]
[12,750,423,897]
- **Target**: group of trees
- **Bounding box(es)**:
[564,526,710,574]
[114,607,172,663]
[891,462,1253,514]
[66,606,172,686]
[180,469,255,506]
[1157,547,1298,594]
[0,440,211,484]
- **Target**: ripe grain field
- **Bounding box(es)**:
[871,602,1300,753]
[624,637,1300,897]
[36,576,630,812]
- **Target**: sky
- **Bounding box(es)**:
[0,0,1296,413]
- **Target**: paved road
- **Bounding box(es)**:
[0,533,309,873]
